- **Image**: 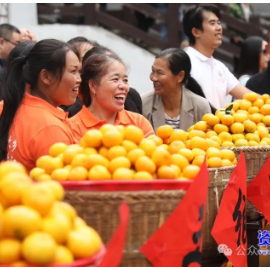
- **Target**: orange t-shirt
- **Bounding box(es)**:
[7,93,78,172]
[70,105,154,141]
[0,100,3,115]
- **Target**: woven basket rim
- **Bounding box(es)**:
[222,145,270,152]
[207,165,236,172]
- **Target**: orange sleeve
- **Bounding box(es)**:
[136,114,155,138]
[29,125,74,162]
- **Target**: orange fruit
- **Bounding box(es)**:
[73,217,87,230]
[135,156,156,175]
[188,129,206,139]
[107,145,127,160]
[239,99,252,110]
[207,157,222,168]
[190,136,208,151]
[139,139,156,157]
[88,154,109,169]
[248,106,260,114]
[157,166,178,179]
[206,147,221,159]
[169,129,188,143]
[221,159,233,167]
[206,130,218,138]
[261,94,270,102]
[206,138,221,149]
[22,232,57,265]
[262,137,270,145]
[263,115,270,127]
[171,154,189,171]
[235,139,249,146]
[49,143,68,157]
[209,136,222,145]
[214,124,229,134]
[194,121,207,132]
[68,167,88,181]
[245,133,260,143]
[225,102,239,111]
[249,113,263,124]
[232,133,245,143]
[147,135,163,146]
[122,140,138,152]
[220,114,234,126]
[0,173,31,206]
[187,125,194,132]
[258,128,269,139]
[182,165,200,179]
[156,125,174,140]
[108,156,131,173]
[219,132,232,142]
[99,124,117,134]
[83,148,98,156]
[22,183,55,216]
[243,92,258,102]
[113,168,134,180]
[37,174,52,182]
[178,148,194,162]
[40,182,64,201]
[192,148,206,158]
[3,205,42,239]
[102,130,123,148]
[36,155,56,174]
[230,123,245,134]
[243,120,257,133]
[30,167,45,181]
[260,140,269,146]
[42,213,72,244]
[127,148,145,165]
[192,155,205,167]
[62,145,83,165]
[0,161,27,179]
[253,98,264,108]
[124,125,144,144]
[152,148,172,167]
[50,202,77,224]
[88,165,111,180]
[233,113,248,123]
[67,226,102,259]
[261,104,270,116]
[222,141,234,147]
[220,149,235,162]
[215,109,225,119]
[51,168,70,182]
[237,109,249,116]
[52,245,74,264]
[0,239,21,264]
[203,113,220,126]
[185,140,191,149]
[98,147,109,158]
[133,171,153,180]
[168,141,186,154]
[249,141,259,146]
[71,154,91,169]
[115,125,125,137]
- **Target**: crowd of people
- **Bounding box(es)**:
[0,4,268,171]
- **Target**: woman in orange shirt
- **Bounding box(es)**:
[70,52,154,140]
[0,39,81,171]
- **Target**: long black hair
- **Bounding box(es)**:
[237,36,264,78]
[156,48,216,113]
[0,39,77,161]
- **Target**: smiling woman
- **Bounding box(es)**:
[70,52,154,140]
[0,39,80,171]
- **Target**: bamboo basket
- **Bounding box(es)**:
[201,166,236,264]
[62,180,191,267]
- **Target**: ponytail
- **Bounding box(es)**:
[185,76,217,114]
[0,57,26,161]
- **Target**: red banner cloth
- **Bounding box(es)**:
[140,160,209,267]
[211,151,247,267]
[98,201,130,267]
[247,154,270,223]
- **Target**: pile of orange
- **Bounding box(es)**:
[0,161,102,266]
[31,124,235,182]
[189,93,270,147]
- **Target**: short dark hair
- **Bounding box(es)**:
[67,36,99,48]
[0,23,20,40]
[82,45,113,63]
[183,4,220,45]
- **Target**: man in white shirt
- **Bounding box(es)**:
[183,5,254,109]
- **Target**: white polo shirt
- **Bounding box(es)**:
[185,46,239,109]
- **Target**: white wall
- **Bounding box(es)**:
[28,24,155,94]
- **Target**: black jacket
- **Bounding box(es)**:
[0,58,7,101]
[246,62,270,95]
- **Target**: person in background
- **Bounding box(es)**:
[70,52,154,140]
[0,23,21,100]
[228,3,253,72]
[183,4,255,110]
[142,48,211,132]
[19,28,37,42]
[0,39,81,171]
[237,36,269,86]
